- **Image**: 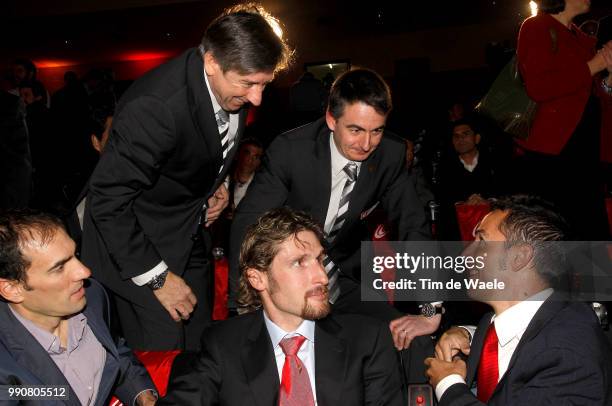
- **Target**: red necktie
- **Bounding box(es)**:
[477,322,499,403]
[278,335,315,406]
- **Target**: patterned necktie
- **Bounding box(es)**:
[198,109,233,226]
[477,321,499,403]
[278,335,314,406]
[217,109,233,175]
[324,162,358,304]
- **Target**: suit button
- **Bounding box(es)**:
[191,233,200,241]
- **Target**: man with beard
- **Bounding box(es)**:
[161,207,404,405]
[425,195,612,405]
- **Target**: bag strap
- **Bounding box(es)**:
[549,27,558,54]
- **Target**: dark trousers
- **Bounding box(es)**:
[115,237,213,352]
[332,274,434,384]
[512,97,610,240]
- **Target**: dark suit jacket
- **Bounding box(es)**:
[229,118,430,305]
[160,310,404,406]
[0,279,154,406]
[81,48,246,308]
[439,294,612,406]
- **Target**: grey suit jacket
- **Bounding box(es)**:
[0,279,154,406]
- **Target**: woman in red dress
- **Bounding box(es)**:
[515,0,612,239]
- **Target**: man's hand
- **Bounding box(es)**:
[464,193,487,205]
[152,271,197,322]
[135,390,157,406]
[205,184,229,227]
[389,314,441,350]
[425,357,467,389]
[435,326,471,362]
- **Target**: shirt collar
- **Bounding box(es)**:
[459,151,479,172]
[329,133,361,177]
[492,288,554,347]
[203,65,224,117]
[9,305,88,354]
[263,310,316,349]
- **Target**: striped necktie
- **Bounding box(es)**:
[324,162,358,304]
[217,109,233,174]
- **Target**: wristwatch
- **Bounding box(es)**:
[420,302,445,318]
[146,270,169,290]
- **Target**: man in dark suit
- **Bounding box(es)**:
[0,90,31,209]
[0,210,156,406]
[162,207,404,405]
[230,69,436,379]
[81,4,293,351]
[426,195,612,405]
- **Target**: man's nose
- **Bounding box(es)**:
[246,86,263,106]
[360,134,372,151]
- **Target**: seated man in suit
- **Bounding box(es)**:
[162,207,404,405]
[0,209,156,405]
[230,69,437,381]
[425,195,612,405]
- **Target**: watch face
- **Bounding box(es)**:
[421,304,436,318]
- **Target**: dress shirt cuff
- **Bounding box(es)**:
[435,374,466,401]
[131,261,168,286]
[132,389,158,406]
[458,325,477,344]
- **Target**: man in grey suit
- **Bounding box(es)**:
[81,4,293,351]
[0,210,156,406]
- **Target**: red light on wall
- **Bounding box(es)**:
[119,51,174,61]
[34,59,77,68]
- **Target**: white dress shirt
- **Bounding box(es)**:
[435,289,554,401]
[459,152,479,173]
[323,135,361,234]
[263,312,318,404]
[131,63,238,286]
[233,173,254,208]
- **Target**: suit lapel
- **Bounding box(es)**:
[314,316,347,406]
[241,311,280,406]
[311,124,333,226]
[83,302,119,406]
[186,48,222,173]
[0,303,81,406]
[466,312,494,387]
[496,294,568,389]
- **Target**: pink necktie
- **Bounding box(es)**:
[278,335,315,406]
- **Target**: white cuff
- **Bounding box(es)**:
[458,325,477,344]
[131,261,168,286]
[435,374,466,401]
[132,389,158,406]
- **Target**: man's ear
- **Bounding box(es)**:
[246,268,267,292]
[204,51,221,77]
[325,109,337,132]
[0,279,25,304]
[475,133,481,145]
[509,243,534,272]
[91,134,102,153]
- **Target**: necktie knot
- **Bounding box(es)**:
[279,335,306,356]
[343,162,358,182]
[216,109,229,128]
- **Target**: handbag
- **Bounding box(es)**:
[475,55,537,140]
[476,27,558,140]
